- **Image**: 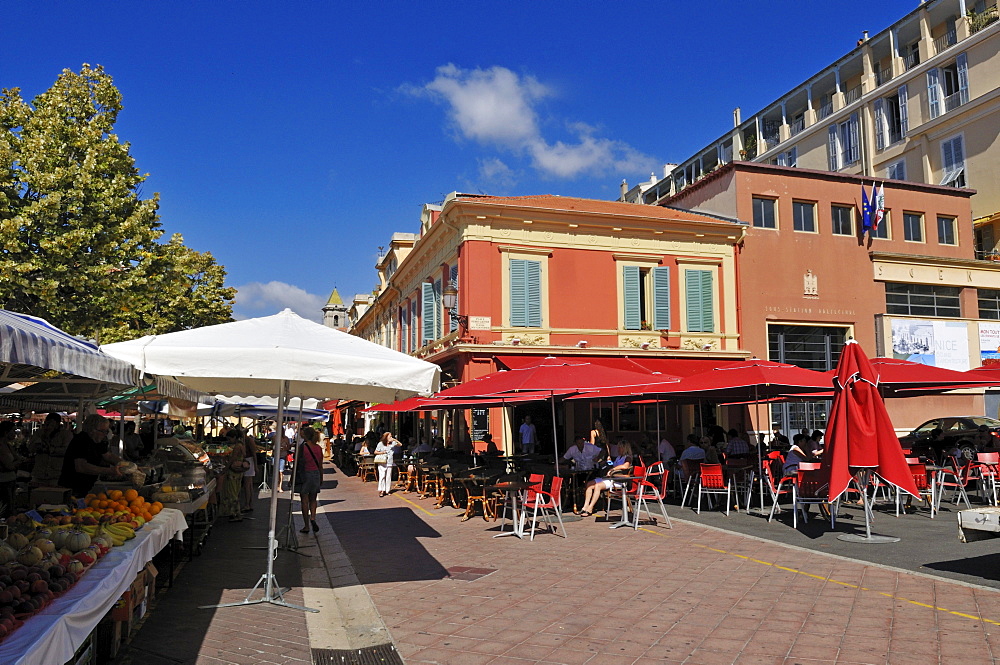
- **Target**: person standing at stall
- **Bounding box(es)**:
[297,428,324,533]
[375,432,402,497]
[220,429,248,522]
[0,421,20,517]
[28,412,73,486]
[59,415,122,498]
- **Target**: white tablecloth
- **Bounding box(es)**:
[0,508,187,665]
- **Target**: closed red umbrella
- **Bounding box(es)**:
[824,340,918,542]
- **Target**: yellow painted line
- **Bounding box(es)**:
[637,524,1000,626]
[395,494,436,517]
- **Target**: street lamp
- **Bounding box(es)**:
[442,282,468,333]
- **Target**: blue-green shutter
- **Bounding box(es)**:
[685,269,714,333]
[525,260,541,327]
[433,279,442,339]
[622,265,641,330]
[422,282,435,344]
[510,260,527,327]
[410,299,418,350]
[448,265,459,333]
[400,304,408,353]
[652,266,671,330]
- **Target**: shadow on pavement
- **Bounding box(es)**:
[326,507,448,585]
[924,551,1000,581]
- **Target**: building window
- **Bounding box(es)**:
[870,210,890,239]
[903,212,924,242]
[400,303,409,353]
[976,224,996,260]
[875,86,908,150]
[886,159,906,181]
[752,197,777,229]
[768,324,848,435]
[831,204,854,236]
[447,265,459,333]
[886,283,961,317]
[938,216,957,245]
[941,134,966,188]
[792,201,816,233]
[828,114,860,170]
[509,258,542,327]
[410,298,418,350]
[684,269,714,333]
[776,147,797,167]
[623,265,671,331]
[979,289,1000,320]
[421,281,439,345]
[928,53,969,119]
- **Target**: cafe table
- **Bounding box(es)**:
[608,476,647,530]
[490,480,533,539]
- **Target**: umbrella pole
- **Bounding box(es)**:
[202,380,318,612]
[836,468,900,544]
[271,397,315,555]
[551,392,559,477]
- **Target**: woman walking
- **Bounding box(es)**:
[241,433,258,513]
[375,432,402,497]
[297,427,324,533]
[221,429,248,522]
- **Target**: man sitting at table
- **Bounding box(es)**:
[725,429,751,459]
[562,436,602,471]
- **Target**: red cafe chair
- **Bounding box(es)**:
[792,462,835,529]
[524,475,566,540]
[633,462,672,529]
[696,463,736,515]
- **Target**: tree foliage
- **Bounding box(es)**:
[0,64,234,342]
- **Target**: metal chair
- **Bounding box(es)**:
[895,462,936,518]
[695,463,736,515]
[974,452,1000,506]
[633,461,672,529]
[764,459,794,522]
[935,456,973,511]
[680,459,702,509]
[524,475,566,540]
[792,463,834,528]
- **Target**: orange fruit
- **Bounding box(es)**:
[97,493,108,501]
[109,490,122,500]
[141,512,153,522]
[124,489,139,502]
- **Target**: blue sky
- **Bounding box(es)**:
[5,1,917,321]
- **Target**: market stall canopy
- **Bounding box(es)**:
[101,309,441,403]
[0,309,139,410]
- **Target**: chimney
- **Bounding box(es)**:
[733,107,742,127]
[620,179,628,198]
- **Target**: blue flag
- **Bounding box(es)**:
[861,184,872,236]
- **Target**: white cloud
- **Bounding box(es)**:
[411,64,657,180]
[477,157,517,190]
[233,281,326,322]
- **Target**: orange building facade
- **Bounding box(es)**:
[352,194,751,451]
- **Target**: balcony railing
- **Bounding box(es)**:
[944,89,967,112]
[789,116,805,137]
[844,85,861,106]
[903,51,920,70]
[876,67,893,87]
[970,7,999,34]
[933,30,957,55]
[817,101,833,119]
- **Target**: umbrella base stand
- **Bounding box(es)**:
[837,533,900,543]
[244,523,316,556]
[200,572,319,612]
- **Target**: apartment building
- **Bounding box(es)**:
[629,0,1000,257]
[666,161,1000,431]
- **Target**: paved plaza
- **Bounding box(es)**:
[117,460,1000,665]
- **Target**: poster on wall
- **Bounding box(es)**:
[979,322,1000,367]
[471,407,490,441]
[891,319,970,370]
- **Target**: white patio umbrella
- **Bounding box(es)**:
[102,309,440,611]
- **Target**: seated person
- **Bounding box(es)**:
[974,425,1000,454]
[577,440,634,517]
[724,429,751,458]
[657,437,676,464]
[700,436,721,465]
[480,433,501,456]
[562,436,602,471]
[781,433,822,478]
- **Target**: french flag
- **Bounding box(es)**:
[872,183,885,231]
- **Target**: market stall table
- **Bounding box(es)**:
[0,507,187,665]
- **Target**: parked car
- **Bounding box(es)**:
[898,416,1000,462]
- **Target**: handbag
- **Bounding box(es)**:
[373,453,388,465]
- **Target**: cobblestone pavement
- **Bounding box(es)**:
[123,460,1000,664]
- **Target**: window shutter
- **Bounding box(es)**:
[685,269,714,333]
[652,266,671,330]
[957,53,969,105]
[421,282,435,344]
[622,266,641,330]
[509,259,527,327]
[525,260,542,327]
[433,279,442,339]
[927,68,941,118]
[448,265,459,332]
[827,125,840,170]
[401,304,409,353]
[410,299,418,350]
[874,99,885,150]
[898,85,908,135]
[787,147,797,168]
[943,138,955,173]
[776,152,786,167]
[848,114,860,164]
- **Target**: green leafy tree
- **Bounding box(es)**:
[0,64,234,342]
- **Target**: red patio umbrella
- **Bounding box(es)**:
[822,357,1000,396]
[823,340,919,542]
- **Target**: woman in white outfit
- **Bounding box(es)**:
[375,432,402,497]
